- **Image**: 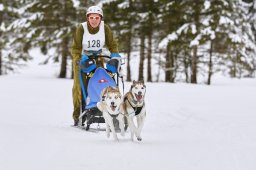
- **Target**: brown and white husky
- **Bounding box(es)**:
[97,86,125,141]
[123,80,146,141]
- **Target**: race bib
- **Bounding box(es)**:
[81,21,105,52]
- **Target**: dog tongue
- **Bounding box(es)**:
[111,106,116,111]
[136,95,142,101]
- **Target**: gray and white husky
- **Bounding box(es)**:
[123,80,146,141]
[97,86,125,141]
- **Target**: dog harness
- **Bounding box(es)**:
[124,96,143,116]
[107,112,120,124]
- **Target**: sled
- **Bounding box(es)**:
[78,55,124,131]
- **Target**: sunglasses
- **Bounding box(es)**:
[89,16,100,20]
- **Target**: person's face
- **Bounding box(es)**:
[87,14,101,28]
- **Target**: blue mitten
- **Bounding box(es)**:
[80,54,89,63]
[80,54,96,73]
[106,53,121,73]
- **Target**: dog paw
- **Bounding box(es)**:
[107,133,110,138]
[137,137,142,141]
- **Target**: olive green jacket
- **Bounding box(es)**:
[71,22,119,61]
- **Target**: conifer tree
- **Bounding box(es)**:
[0,0,26,75]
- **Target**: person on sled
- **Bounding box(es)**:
[71,5,121,126]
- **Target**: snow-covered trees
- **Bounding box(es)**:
[0,0,4,75]
[0,0,25,75]
[159,0,256,84]
[1,0,255,84]
[7,0,78,78]
[3,0,94,77]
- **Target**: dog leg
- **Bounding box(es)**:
[108,118,118,141]
[127,116,139,141]
[117,115,125,137]
[130,131,134,141]
[103,112,114,139]
[136,114,145,141]
[106,124,110,138]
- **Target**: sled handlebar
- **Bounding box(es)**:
[88,55,111,59]
[88,55,125,65]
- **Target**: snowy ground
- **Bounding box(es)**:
[0,54,256,170]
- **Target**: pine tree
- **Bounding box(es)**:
[158,0,256,83]
[0,1,3,75]
[0,0,26,75]
[158,0,182,83]
[103,0,136,81]
[8,0,81,78]
[249,0,256,77]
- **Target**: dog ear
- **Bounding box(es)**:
[106,86,111,94]
[131,84,134,90]
[130,80,136,89]
[130,86,133,91]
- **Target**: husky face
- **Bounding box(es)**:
[131,80,146,103]
[104,87,122,112]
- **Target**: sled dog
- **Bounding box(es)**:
[123,80,146,141]
[97,86,125,141]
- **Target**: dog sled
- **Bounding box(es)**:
[78,55,124,131]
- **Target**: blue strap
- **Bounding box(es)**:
[79,70,87,108]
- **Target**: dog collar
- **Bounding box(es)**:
[108,112,119,117]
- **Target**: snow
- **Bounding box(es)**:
[138,12,149,19]
[159,24,190,48]
[202,17,210,26]
[219,16,234,25]
[239,0,252,7]
[204,1,211,10]
[118,2,129,9]
[0,3,3,11]
[191,24,197,34]
[1,50,256,170]
[26,29,36,39]
[221,0,229,6]
[177,23,189,34]
[202,27,216,39]
[0,22,6,32]
[71,0,80,8]
[158,33,177,48]
[7,13,42,30]
[17,1,37,15]
[98,0,117,8]
[228,32,242,43]
[190,34,201,47]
